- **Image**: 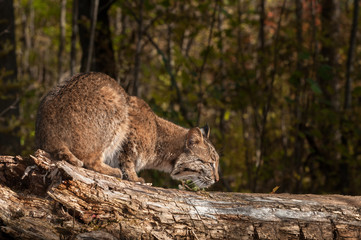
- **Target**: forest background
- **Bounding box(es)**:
[1,0,360,195]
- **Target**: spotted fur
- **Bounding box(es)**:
[171,128,219,188]
[36,72,219,188]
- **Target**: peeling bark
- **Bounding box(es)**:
[0,152,360,239]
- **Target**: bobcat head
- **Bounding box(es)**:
[171,125,219,188]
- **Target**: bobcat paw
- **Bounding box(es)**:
[109,168,123,178]
[136,177,145,184]
[56,149,84,167]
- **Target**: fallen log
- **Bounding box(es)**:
[0,151,360,239]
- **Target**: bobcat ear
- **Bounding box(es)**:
[200,124,210,139]
[186,127,203,148]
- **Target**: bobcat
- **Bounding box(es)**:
[35,72,219,188]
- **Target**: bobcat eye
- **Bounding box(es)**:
[184,168,197,173]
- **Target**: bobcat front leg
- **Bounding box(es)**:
[121,158,145,183]
[119,142,144,183]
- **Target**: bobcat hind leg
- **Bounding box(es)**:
[90,161,123,178]
[84,152,123,178]
[55,146,84,167]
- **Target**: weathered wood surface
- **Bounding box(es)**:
[0,152,361,239]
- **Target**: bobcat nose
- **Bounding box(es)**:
[212,163,219,182]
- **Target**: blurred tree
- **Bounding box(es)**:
[130,0,144,96]
[0,0,20,154]
[2,0,361,194]
[70,0,78,76]
[344,0,359,110]
[58,0,66,82]
[319,0,340,107]
[78,0,116,77]
[291,0,305,193]
[340,0,359,194]
[316,0,341,193]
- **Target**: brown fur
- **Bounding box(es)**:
[36,72,219,188]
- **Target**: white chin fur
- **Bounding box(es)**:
[171,174,214,188]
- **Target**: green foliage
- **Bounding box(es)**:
[3,0,361,194]
[307,78,322,95]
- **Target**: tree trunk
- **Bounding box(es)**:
[0,151,360,239]
[130,0,143,97]
[78,0,116,78]
[85,0,99,73]
[340,0,359,195]
[70,0,79,76]
[253,0,266,193]
[344,0,359,110]
[292,0,306,193]
[318,0,343,193]
[319,0,340,107]
[0,0,20,155]
[58,0,67,82]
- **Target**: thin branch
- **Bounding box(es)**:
[254,0,287,191]
[232,0,261,135]
[0,95,19,118]
[125,2,193,126]
[140,14,163,51]
[145,31,193,127]
[263,0,287,120]
[98,0,115,13]
[196,0,218,126]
